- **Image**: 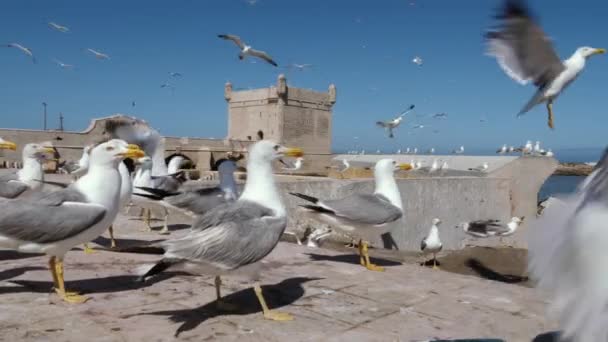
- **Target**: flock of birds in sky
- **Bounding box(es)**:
[2,0,608,340]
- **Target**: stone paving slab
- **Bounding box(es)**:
[0,212,556,341]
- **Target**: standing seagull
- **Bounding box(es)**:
[85,48,110,60]
[4,43,36,63]
[138,141,303,321]
[452,146,465,154]
[290,159,412,271]
[528,147,608,341]
[217,34,278,67]
[281,157,304,171]
[485,0,605,129]
[0,140,144,303]
[376,105,416,138]
[421,218,443,269]
[0,142,54,199]
[48,22,69,33]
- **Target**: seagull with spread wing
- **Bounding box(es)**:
[217,34,278,67]
[376,105,415,138]
[4,43,36,63]
[85,48,110,60]
[48,22,69,33]
[485,0,605,129]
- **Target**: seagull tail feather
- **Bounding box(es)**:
[135,186,181,199]
[136,258,181,282]
[518,89,545,117]
[289,192,320,204]
[300,204,335,214]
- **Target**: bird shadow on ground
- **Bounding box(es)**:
[124,277,320,337]
[89,236,167,251]
[466,258,528,284]
[305,253,402,267]
[0,272,176,296]
[532,331,567,342]
[420,259,442,267]
[0,266,46,282]
[0,250,43,261]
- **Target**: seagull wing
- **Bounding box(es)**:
[485,0,565,88]
[218,34,245,49]
[248,48,278,66]
[376,121,388,128]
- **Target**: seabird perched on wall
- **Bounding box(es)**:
[421,218,443,269]
[0,142,54,199]
[290,159,412,271]
[218,34,278,66]
[138,140,303,321]
[485,0,605,129]
[528,147,608,341]
[0,140,144,303]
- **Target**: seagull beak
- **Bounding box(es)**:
[282,147,304,158]
[42,146,56,154]
[594,48,606,55]
[119,144,145,159]
[0,141,17,151]
[397,163,413,170]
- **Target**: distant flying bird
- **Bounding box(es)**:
[48,21,69,33]
[245,0,258,5]
[86,48,110,60]
[168,72,182,78]
[160,82,175,93]
[452,146,464,154]
[412,124,425,129]
[485,0,605,129]
[376,104,415,138]
[458,217,524,238]
[4,43,36,63]
[287,63,313,71]
[52,58,74,69]
[217,34,278,67]
[132,101,136,108]
[412,56,423,66]
[432,113,448,119]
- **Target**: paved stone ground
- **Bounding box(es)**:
[0,210,557,342]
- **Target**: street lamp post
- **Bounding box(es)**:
[42,102,47,130]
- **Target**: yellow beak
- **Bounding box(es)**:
[398,163,413,170]
[283,147,304,158]
[43,147,56,154]
[594,48,606,55]
[0,141,17,151]
[120,144,145,159]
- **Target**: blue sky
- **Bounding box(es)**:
[1,0,607,155]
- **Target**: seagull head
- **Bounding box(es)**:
[90,139,144,168]
[0,137,17,151]
[432,218,442,226]
[577,46,606,58]
[375,159,412,178]
[22,142,55,161]
[511,216,525,224]
[249,140,304,164]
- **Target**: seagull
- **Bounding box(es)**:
[339,159,350,173]
[517,140,533,155]
[412,56,423,66]
[497,144,508,154]
[0,142,54,199]
[67,145,93,178]
[0,137,16,152]
[290,159,413,271]
[469,162,489,172]
[421,218,443,269]
[432,113,448,119]
[132,156,185,234]
[136,159,239,217]
[452,146,465,154]
[404,147,411,154]
[413,148,418,154]
[138,140,303,321]
[541,149,554,157]
[440,161,449,171]
[287,63,313,71]
[5,43,36,63]
[528,147,608,341]
[508,146,515,153]
[429,159,439,173]
[48,22,69,33]
[218,34,278,66]
[412,124,425,129]
[376,105,416,138]
[167,155,185,175]
[168,72,182,78]
[52,58,74,70]
[86,48,110,60]
[281,157,304,171]
[427,148,435,154]
[458,217,524,238]
[0,140,144,303]
[533,141,542,155]
[485,0,605,129]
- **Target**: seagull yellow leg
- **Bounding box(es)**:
[358,239,365,266]
[83,243,96,254]
[362,241,384,272]
[253,283,293,321]
[432,254,439,270]
[49,256,59,289]
[108,225,117,249]
[158,208,170,235]
[547,101,555,129]
[214,276,237,311]
[141,208,152,232]
[53,258,88,303]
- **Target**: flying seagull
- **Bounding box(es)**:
[376,104,416,138]
[421,218,443,269]
[287,63,313,71]
[138,140,303,321]
[52,58,74,69]
[86,48,110,60]
[5,43,36,63]
[412,56,423,66]
[0,140,144,303]
[485,0,605,129]
[528,147,608,341]
[48,22,69,33]
[290,159,412,271]
[217,34,278,67]
[168,72,182,78]
[432,113,448,119]
[458,217,524,238]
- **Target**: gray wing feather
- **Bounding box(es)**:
[0,188,106,243]
[165,187,231,215]
[0,173,29,198]
[468,220,506,235]
[322,194,403,225]
[151,175,182,193]
[162,200,286,270]
[248,49,278,66]
[218,34,244,49]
